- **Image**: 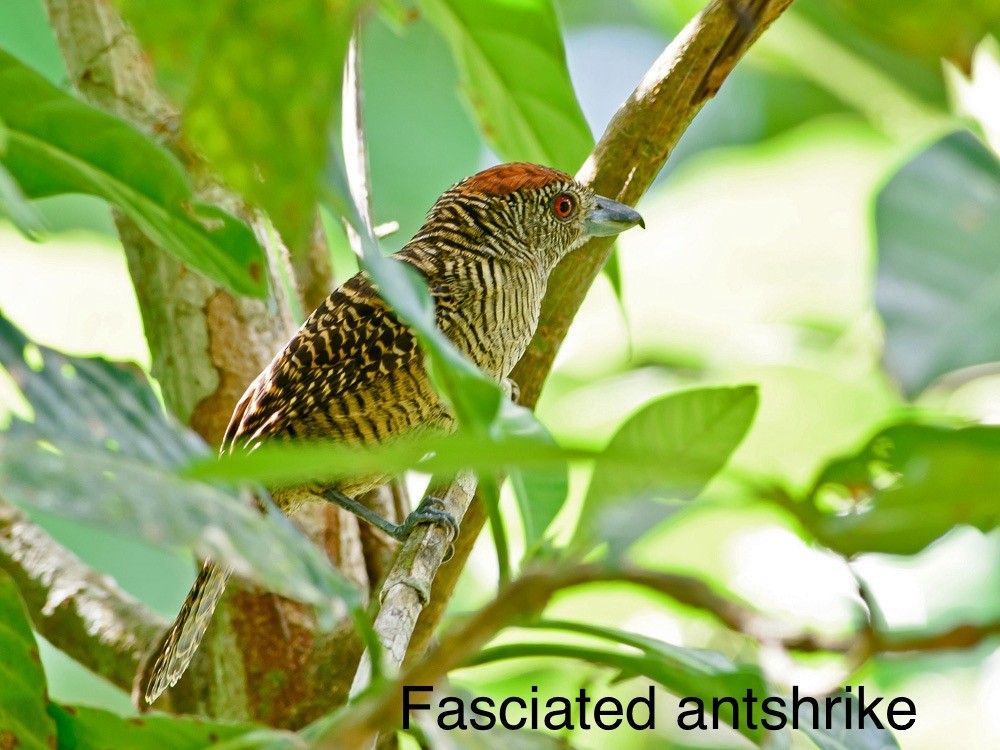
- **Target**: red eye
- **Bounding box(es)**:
[552,193,576,219]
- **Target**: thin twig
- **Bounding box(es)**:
[342,28,376,260]
[405,0,798,664]
[320,562,1000,747]
[340,24,477,725]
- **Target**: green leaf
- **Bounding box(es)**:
[422,688,579,749]
[419,0,592,171]
[788,693,900,750]
[478,472,511,584]
[184,0,363,255]
[47,704,260,750]
[346,224,507,430]
[0,571,56,750]
[471,622,776,746]
[796,422,1000,556]
[209,732,312,750]
[790,2,948,108]
[0,312,359,618]
[0,159,45,239]
[875,131,1000,397]
[575,385,759,553]
[498,400,568,554]
[814,0,1000,73]
[0,49,268,298]
[113,1,216,100]
[321,16,520,439]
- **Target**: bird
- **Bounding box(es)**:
[139,161,644,705]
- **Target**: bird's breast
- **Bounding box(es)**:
[436,258,546,381]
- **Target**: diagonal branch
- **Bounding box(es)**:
[0,497,166,692]
[321,561,1000,747]
[404,0,797,664]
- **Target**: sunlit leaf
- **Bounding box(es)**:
[471,621,776,746]
[184,0,363,255]
[821,0,1000,73]
[876,131,1000,397]
[0,117,45,238]
[0,571,55,750]
[325,137,510,436]
[575,385,759,552]
[498,400,568,554]
[0,50,267,298]
[795,422,1000,556]
[0,312,359,618]
[47,704,260,750]
[113,0,215,100]
[420,688,578,749]
[788,692,901,750]
[419,0,592,172]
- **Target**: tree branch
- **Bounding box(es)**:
[405,0,797,663]
[322,561,1000,747]
[349,472,475,702]
[0,498,166,692]
[42,0,371,725]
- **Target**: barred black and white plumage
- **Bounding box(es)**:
[141,162,643,705]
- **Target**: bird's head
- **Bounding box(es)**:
[423,162,644,267]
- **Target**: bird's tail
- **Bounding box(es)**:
[140,560,232,705]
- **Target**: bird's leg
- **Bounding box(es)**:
[320,488,459,554]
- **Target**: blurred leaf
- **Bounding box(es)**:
[472,621,776,746]
[184,0,363,256]
[0,156,45,238]
[0,571,55,750]
[575,385,759,552]
[787,692,900,750]
[324,47,506,433]
[825,0,1000,73]
[876,131,1000,397]
[0,312,359,618]
[113,0,216,100]
[498,400,569,554]
[192,390,753,493]
[322,10,528,440]
[0,49,268,298]
[794,0,949,107]
[374,0,416,33]
[479,472,511,583]
[419,0,593,171]
[421,688,577,749]
[47,704,259,749]
[349,226,508,430]
[0,111,47,240]
[210,732,312,750]
[798,422,1000,556]
[325,140,510,435]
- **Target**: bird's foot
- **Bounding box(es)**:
[395,495,460,560]
[319,487,459,559]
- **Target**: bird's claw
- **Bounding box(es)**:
[396,495,459,561]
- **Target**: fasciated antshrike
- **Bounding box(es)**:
[141,162,643,704]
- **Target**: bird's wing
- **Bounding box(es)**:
[221,271,424,454]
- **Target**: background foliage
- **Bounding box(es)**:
[2,0,1000,748]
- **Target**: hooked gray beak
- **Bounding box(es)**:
[584,195,645,237]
